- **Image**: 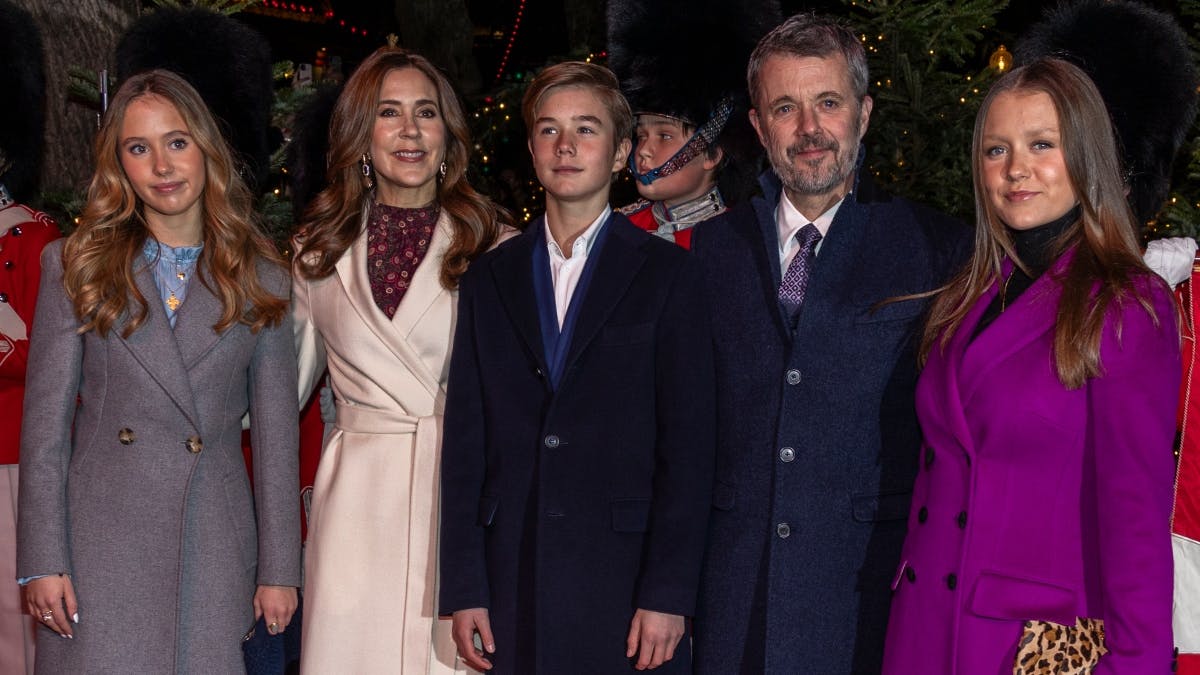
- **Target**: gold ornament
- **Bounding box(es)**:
[989,44,1013,72]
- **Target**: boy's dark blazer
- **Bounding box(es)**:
[439,212,716,674]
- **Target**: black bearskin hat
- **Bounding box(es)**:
[1015,0,1199,224]
[607,0,781,203]
[0,0,46,202]
[286,84,343,219]
[116,8,273,192]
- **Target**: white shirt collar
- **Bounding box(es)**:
[545,206,611,262]
[777,193,847,263]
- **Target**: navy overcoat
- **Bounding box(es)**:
[689,172,970,674]
[439,213,716,674]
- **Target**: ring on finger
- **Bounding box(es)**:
[268,621,279,633]
[39,610,53,623]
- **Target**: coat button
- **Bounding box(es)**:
[946,573,957,590]
[776,522,791,539]
[185,435,203,454]
[0,292,7,303]
[544,434,560,449]
[924,446,935,469]
[779,447,795,462]
[905,566,916,583]
[3,261,11,269]
[917,506,928,523]
[9,227,20,237]
[785,369,801,385]
[957,511,967,529]
[118,428,135,445]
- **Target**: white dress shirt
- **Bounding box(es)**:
[545,206,611,328]
[776,193,846,272]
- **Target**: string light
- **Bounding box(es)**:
[494,0,527,82]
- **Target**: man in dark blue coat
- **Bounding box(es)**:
[690,14,972,674]
[439,62,716,674]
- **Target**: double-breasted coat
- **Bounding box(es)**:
[438,214,716,674]
[882,255,1179,674]
[294,210,482,674]
[688,171,970,674]
[17,239,301,674]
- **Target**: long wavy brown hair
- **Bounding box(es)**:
[294,47,510,287]
[920,58,1162,389]
[62,69,287,338]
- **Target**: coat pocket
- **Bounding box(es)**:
[611,498,651,532]
[476,496,499,527]
[852,298,924,324]
[850,490,911,523]
[597,322,655,346]
[968,570,1080,624]
[712,480,735,511]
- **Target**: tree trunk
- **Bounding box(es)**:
[11,0,136,193]
[394,0,481,95]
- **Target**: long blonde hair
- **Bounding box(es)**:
[920,58,1161,388]
[294,47,510,287]
[63,69,287,338]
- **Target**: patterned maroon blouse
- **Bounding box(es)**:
[366,201,439,318]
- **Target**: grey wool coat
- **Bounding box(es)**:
[17,239,301,674]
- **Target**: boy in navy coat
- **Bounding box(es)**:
[439,62,716,674]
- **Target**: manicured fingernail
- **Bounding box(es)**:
[72,613,79,623]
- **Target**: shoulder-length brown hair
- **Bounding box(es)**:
[920,57,1161,389]
[63,69,287,338]
[294,47,510,287]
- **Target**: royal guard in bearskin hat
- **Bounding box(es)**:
[1016,2,1200,671]
[607,0,779,248]
[0,1,60,671]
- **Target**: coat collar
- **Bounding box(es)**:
[490,213,648,390]
[116,258,202,432]
[928,250,1073,453]
[334,204,453,396]
[753,169,874,338]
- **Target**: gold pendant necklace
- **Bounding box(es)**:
[1000,271,1015,313]
[165,264,187,311]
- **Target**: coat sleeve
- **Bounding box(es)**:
[438,265,492,614]
[1090,279,1179,673]
[635,253,717,616]
[248,266,302,587]
[0,221,59,389]
[291,257,327,408]
[16,241,81,578]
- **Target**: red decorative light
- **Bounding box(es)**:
[494,0,528,82]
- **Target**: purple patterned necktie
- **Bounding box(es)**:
[778,223,822,319]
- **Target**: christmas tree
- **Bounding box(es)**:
[840,0,1009,219]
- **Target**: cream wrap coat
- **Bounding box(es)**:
[295,210,493,674]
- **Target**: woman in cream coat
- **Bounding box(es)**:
[292,47,511,674]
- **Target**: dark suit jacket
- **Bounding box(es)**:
[689,172,970,674]
[439,213,716,674]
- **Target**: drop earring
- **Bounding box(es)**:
[439,161,447,179]
[360,153,375,191]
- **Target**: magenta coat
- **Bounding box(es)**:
[882,254,1180,674]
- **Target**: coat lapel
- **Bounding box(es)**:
[958,255,1066,408]
[172,265,224,369]
[335,207,443,395]
[490,223,549,376]
[561,215,646,380]
[116,261,201,431]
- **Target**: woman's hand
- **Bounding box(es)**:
[253,584,298,635]
[24,574,77,638]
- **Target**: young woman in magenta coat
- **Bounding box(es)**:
[882,58,1179,674]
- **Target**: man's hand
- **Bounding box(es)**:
[625,608,685,670]
[452,607,495,671]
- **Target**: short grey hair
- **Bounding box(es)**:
[747,13,869,108]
